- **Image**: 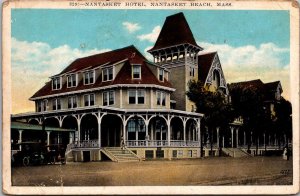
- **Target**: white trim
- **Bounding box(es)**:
[13,107,203,119]
[30,84,175,101]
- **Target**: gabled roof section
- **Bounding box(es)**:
[148,12,201,52]
[31,46,173,99]
[198,52,217,83]
[231,79,264,89]
[264,81,282,93]
[59,45,146,75]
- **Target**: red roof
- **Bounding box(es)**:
[148,12,201,52]
[31,46,173,99]
[59,45,145,74]
[198,52,217,83]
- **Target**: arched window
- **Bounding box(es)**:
[213,70,220,88]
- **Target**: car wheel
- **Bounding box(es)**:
[23,157,30,166]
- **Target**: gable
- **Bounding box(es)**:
[202,53,229,94]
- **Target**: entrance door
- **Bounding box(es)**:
[101,115,121,147]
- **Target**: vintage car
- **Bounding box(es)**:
[12,142,48,166]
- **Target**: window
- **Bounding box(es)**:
[103,91,114,106]
[132,65,141,79]
[137,90,145,104]
[159,69,164,81]
[68,96,77,109]
[84,94,95,106]
[128,90,136,104]
[161,92,166,106]
[127,118,146,140]
[84,71,95,85]
[103,67,113,81]
[156,91,161,105]
[37,100,47,112]
[52,98,61,110]
[52,77,61,90]
[156,91,166,106]
[190,67,195,77]
[67,74,77,88]
[128,90,145,104]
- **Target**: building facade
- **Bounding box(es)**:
[11,12,287,161]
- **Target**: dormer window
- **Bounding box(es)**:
[52,77,61,90]
[84,70,95,85]
[159,69,164,81]
[67,74,77,88]
[132,65,141,79]
[103,67,113,81]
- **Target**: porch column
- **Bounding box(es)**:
[222,136,224,148]
[264,133,266,148]
[284,134,287,146]
[236,128,239,148]
[183,118,187,144]
[97,119,101,148]
[216,127,219,148]
[46,131,51,146]
[73,115,82,142]
[69,132,73,144]
[230,127,234,148]
[244,131,246,146]
[167,115,171,146]
[197,120,201,147]
[18,130,23,151]
[18,130,23,143]
[268,134,271,146]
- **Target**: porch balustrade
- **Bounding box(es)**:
[67,140,99,150]
[125,140,200,147]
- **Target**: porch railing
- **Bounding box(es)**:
[125,140,200,147]
[67,140,99,151]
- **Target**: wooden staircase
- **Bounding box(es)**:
[101,147,141,162]
[222,148,252,157]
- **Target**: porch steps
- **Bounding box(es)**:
[101,147,141,162]
[222,148,252,158]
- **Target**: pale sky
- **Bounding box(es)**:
[11,9,290,114]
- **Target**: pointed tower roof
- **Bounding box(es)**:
[148,12,201,52]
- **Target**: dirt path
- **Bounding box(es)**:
[11,157,293,186]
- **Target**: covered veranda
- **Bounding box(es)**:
[11,106,203,149]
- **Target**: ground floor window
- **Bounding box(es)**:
[127,118,146,140]
[156,150,164,158]
[145,150,154,159]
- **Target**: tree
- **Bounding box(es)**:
[187,80,234,156]
[229,83,273,153]
[274,97,292,147]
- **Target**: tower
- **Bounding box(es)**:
[148,12,203,111]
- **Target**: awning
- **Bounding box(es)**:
[11,121,75,132]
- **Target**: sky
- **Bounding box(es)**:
[11,9,290,114]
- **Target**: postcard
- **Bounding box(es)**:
[2,0,300,195]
